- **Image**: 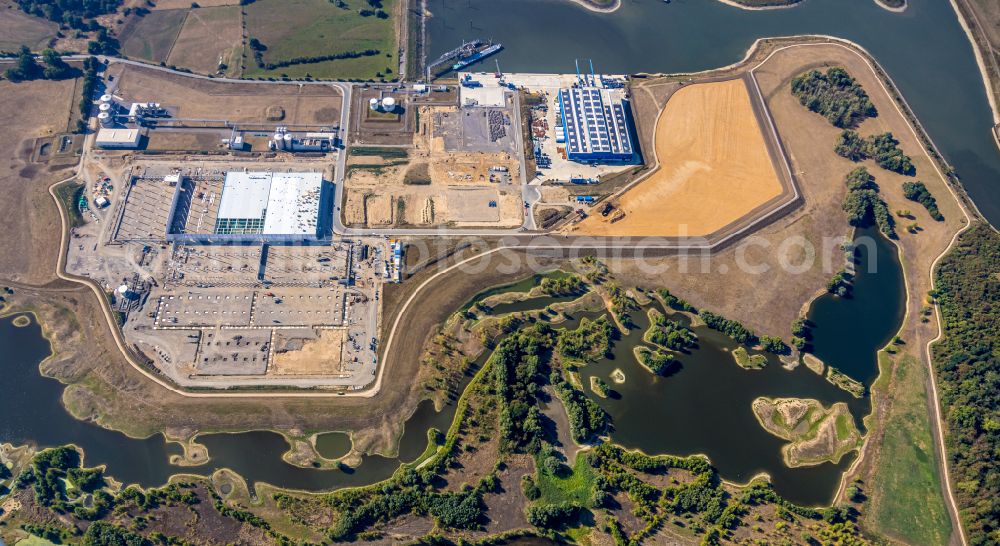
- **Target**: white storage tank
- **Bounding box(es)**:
[381,97,396,111]
[97,112,112,126]
[283,133,293,149]
[274,132,285,150]
[369,97,380,111]
[99,102,112,112]
[100,94,113,103]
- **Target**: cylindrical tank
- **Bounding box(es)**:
[99,102,112,112]
[369,97,380,111]
[381,97,396,110]
[274,132,285,150]
[98,112,112,126]
[100,94,112,103]
[283,133,293,150]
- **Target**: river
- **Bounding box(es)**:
[427,0,1000,225]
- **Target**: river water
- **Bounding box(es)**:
[428,0,1000,225]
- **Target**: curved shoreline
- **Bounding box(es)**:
[564,0,621,13]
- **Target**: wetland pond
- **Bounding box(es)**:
[0,314,463,492]
[0,228,902,506]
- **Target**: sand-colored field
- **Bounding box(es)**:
[270,329,345,375]
[166,5,243,75]
[108,63,342,124]
[572,78,784,237]
[343,186,520,228]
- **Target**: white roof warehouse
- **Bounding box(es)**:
[214,171,323,238]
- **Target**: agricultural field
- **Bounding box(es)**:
[571,78,786,237]
[108,63,342,124]
[0,1,58,52]
[119,8,190,64]
[166,5,244,76]
[242,0,399,80]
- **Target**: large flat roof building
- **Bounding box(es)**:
[95,128,142,149]
[557,86,634,163]
[213,171,323,238]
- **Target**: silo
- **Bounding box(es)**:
[100,94,112,103]
[274,132,285,150]
[283,133,294,151]
[98,112,112,127]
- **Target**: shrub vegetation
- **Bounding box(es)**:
[790,67,877,128]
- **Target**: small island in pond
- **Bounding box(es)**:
[752,397,862,468]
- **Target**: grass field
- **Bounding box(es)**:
[120,9,189,63]
[534,451,595,506]
[166,5,243,76]
[242,0,398,80]
[572,78,783,237]
[0,2,58,51]
[54,181,85,229]
[865,354,952,545]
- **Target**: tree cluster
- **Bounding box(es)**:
[4,47,79,82]
[556,315,615,362]
[636,347,676,376]
[835,130,915,176]
[902,181,943,221]
[657,288,697,313]
[254,48,381,71]
[790,67,877,128]
[551,369,610,444]
[526,501,582,530]
[646,313,696,351]
[539,274,586,297]
[699,311,757,345]
[930,224,1000,545]
[17,0,121,30]
[840,167,896,238]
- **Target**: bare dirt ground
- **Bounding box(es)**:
[0,79,80,285]
[0,0,58,51]
[270,329,346,376]
[108,64,342,125]
[572,78,784,237]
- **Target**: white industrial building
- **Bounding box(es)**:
[213,171,323,238]
[95,128,142,149]
[270,128,338,152]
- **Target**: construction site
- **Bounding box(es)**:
[343,79,526,229]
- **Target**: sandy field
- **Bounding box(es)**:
[0,78,80,285]
[270,329,345,376]
[108,64,342,125]
[343,186,520,227]
[166,5,244,75]
[571,78,784,237]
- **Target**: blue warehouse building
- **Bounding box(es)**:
[558,84,635,163]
